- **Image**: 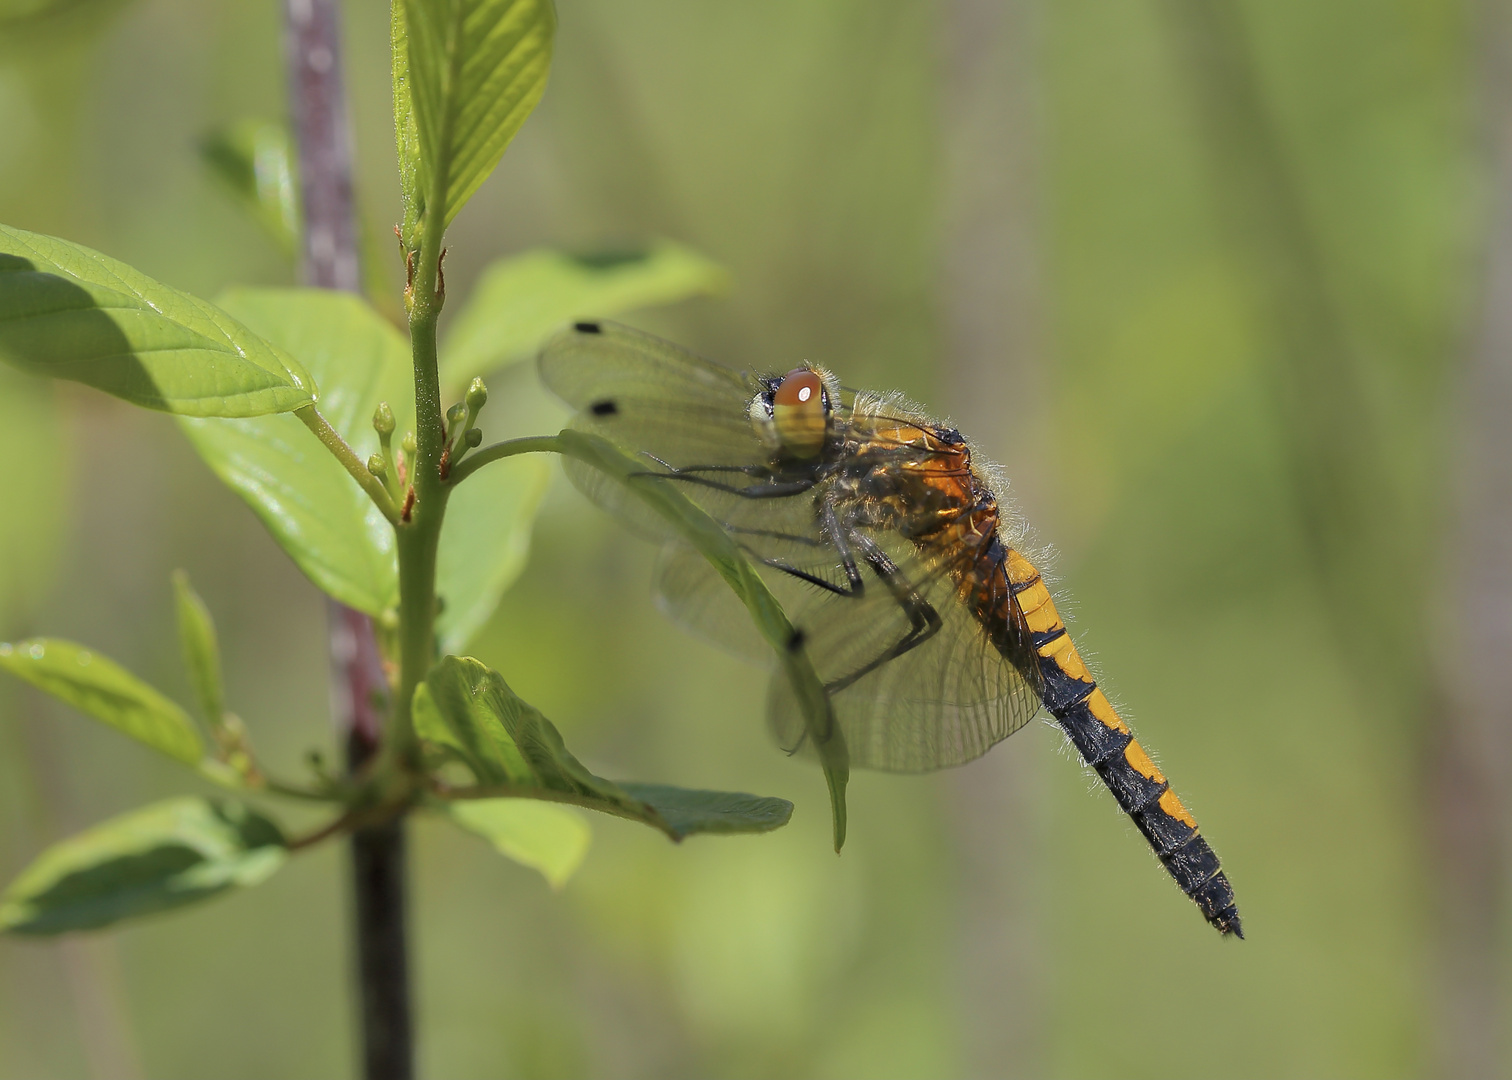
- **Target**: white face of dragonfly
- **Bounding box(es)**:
[748,365,839,460]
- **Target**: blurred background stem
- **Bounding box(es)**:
[1433,1,1512,1074]
[938,0,1047,1074]
[282,1,413,1077]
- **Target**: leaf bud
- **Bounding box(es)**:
[463,427,483,448]
[401,431,418,457]
[466,377,488,412]
[373,401,396,437]
[367,454,388,478]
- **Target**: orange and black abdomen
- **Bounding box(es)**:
[1001,548,1243,938]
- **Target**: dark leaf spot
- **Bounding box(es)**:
[574,321,602,334]
[568,250,650,271]
[590,399,618,417]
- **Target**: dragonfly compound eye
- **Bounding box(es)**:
[771,368,828,458]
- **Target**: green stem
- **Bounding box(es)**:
[444,434,563,485]
[296,406,400,523]
[387,176,452,774]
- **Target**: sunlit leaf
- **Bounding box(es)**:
[417,655,793,841]
[444,799,590,889]
[436,453,550,653]
[0,798,286,935]
[0,223,314,416]
[439,243,729,390]
[171,570,225,725]
[0,638,202,765]
[198,118,300,253]
[179,288,411,615]
[552,430,849,848]
[395,0,555,244]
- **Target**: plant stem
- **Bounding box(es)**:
[283,0,412,1077]
[444,434,562,485]
[296,406,400,522]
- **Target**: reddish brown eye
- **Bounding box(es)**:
[774,368,823,408]
[771,368,828,458]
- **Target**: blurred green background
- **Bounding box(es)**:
[0,0,1501,1077]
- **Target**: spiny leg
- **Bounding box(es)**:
[823,533,942,695]
[757,494,866,598]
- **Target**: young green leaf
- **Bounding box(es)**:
[198,119,300,254]
[0,223,314,416]
[616,784,798,838]
[179,289,413,615]
[418,656,793,841]
[0,639,203,765]
[171,570,225,726]
[395,0,555,245]
[0,798,286,935]
[435,453,550,653]
[444,799,590,889]
[438,244,729,391]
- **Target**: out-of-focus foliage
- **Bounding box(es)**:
[444,798,591,890]
[197,119,299,254]
[0,0,1485,1078]
[0,797,285,935]
[0,640,204,766]
[439,242,729,391]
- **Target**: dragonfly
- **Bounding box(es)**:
[539,320,1241,938]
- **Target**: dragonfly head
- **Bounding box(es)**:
[750,365,839,460]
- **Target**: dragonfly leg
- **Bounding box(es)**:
[636,470,818,499]
[823,534,943,695]
[724,523,827,549]
[758,493,866,598]
[640,453,768,477]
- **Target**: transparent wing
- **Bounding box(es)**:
[766,530,1043,773]
[539,320,779,541]
[653,539,828,666]
[660,524,1043,772]
[539,320,764,467]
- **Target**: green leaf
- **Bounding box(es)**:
[0,638,203,765]
[0,798,286,935]
[439,244,729,391]
[171,570,225,725]
[444,799,590,889]
[418,655,793,841]
[395,0,555,244]
[198,119,300,254]
[552,430,849,849]
[436,453,550,653]
[179,289,411,615]
[0,223,314,416]
[616,783,798,838]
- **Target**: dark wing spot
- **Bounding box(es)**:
[590,399,618,417]
[574,321,602,334]
[786,628,807,652]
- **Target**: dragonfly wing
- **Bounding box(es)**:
[539,320,763,467]
[540,320,784,542]
[653,542,773,665]
[767,532,1042,773]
